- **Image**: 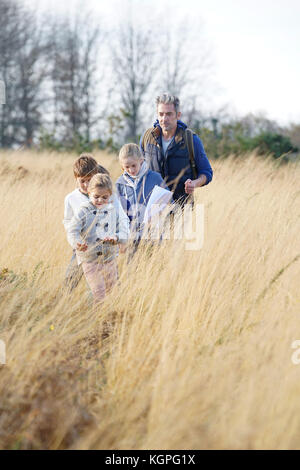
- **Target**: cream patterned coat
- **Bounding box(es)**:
[67,198,130,264]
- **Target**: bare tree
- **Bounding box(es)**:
[153,17,216,128]
[50,13,102,146]
[0,0,50,147]
[158,24,191,97]
[111,19,158,142]
[14,13,50,146]
[0,0,21,147]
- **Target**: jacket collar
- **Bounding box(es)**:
[152,119,187,146]
[122,161,149,187]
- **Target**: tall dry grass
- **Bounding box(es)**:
[0,149,299,450]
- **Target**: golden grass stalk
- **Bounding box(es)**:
[0,150,299,449]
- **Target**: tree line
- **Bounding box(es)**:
[0,0,299,160]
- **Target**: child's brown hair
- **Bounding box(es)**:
[73,153,110,178]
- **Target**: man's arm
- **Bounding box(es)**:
[185,134,213,194]
[185,174,208,194]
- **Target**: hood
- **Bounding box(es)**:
[119,161,149,188]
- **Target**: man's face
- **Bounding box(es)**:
[157,103,181,134]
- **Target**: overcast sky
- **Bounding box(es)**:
[25,0,300,125]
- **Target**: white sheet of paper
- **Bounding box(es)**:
[143,185,173,224]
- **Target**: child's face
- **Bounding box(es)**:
[76,176,92,194]
[89,188,112,209]
[122,157,142,177]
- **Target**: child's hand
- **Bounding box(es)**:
[76,242,88,252]
[102,236,118,245]
[119,243,127,254]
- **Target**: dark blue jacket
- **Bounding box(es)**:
[140,120,213,201]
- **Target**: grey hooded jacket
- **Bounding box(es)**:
[67,197,130,264]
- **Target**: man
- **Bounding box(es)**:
[140,93,213,204]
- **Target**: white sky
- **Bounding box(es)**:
[25,0,300,125]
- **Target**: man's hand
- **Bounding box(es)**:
[76,242,88,252]
[184,179,196,194]
[185,175,207,194]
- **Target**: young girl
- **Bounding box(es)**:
[67,173,130,301]
[116,143,166,244]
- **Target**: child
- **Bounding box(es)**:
[66,173,129,301]
[63,153,127,290]
[116,143,166,245]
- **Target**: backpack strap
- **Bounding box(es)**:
[143,126,198,180]
[141,127,160,151]
[185,128,198,179]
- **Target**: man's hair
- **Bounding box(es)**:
[156,93,180,113]
[73,154,109,178]
[119,143,143,163]
[88,173,113,194]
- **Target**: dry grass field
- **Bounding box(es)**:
[0,149,299,450]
